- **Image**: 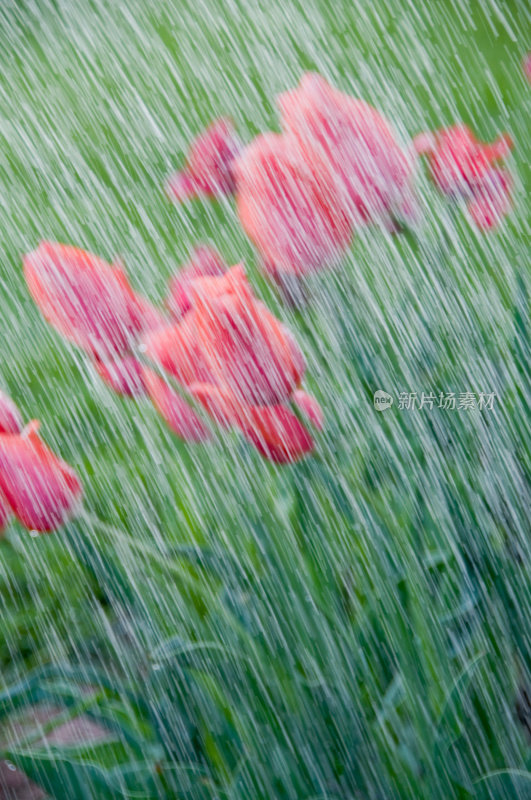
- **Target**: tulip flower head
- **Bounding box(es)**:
[166,118,241,203]
[25,242,143,358]
[277,73,418,230]
[235,133,352,279]
[0,421,82,533]
[413,124,514,229]
[24,242,166,396]
[143,264,321,462]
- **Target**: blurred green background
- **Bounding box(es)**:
[0,1,529,798]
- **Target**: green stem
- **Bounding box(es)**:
[78,509,208,592]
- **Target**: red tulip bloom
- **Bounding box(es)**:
[413,124,514,229]
[277,73,418,230]
[235,132,352,279]
[0,422,82,533]
[24,242,163,360]
[166,119,241,203]
[0,391,23,435]
[192,264,305,406]
[167,245,227,319]
[25,242,167,399]
[25,242,141,358]
[143,265,320,462]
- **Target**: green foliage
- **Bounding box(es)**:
[0,0,529,798]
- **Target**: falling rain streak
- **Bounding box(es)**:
[0,1,529,799]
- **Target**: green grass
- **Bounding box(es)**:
[0,1,530,798]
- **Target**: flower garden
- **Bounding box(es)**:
[0,1,529,798]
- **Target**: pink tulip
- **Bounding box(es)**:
[166,119,241,202]
[24,242,144,358]
[0,422,82,533]
[24,242,167,397]
[413,124,514,229]
[235,133,352,278]
[278,73,418,229]
[143,265,322,463]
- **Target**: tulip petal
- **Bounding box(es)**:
[292,389,324,431]
[241,404,314,463]
[482,134,513,164]
[467,167,513,230]
[143,369,210,443]
[24,242,143,358]
[166,118,240,202]
[278,73,416,227]
[191,265,306,406]
[0,491,12,536]
[418,124,514,199]
[141,316,212,387]
[235,133,352,277]
[92,355,147,397]
[167,245,227,319]
[165,171,199,203]
[0,422,82,533]
[0,390,23,434]
[189,382,237,428]
[412,132,436,155]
